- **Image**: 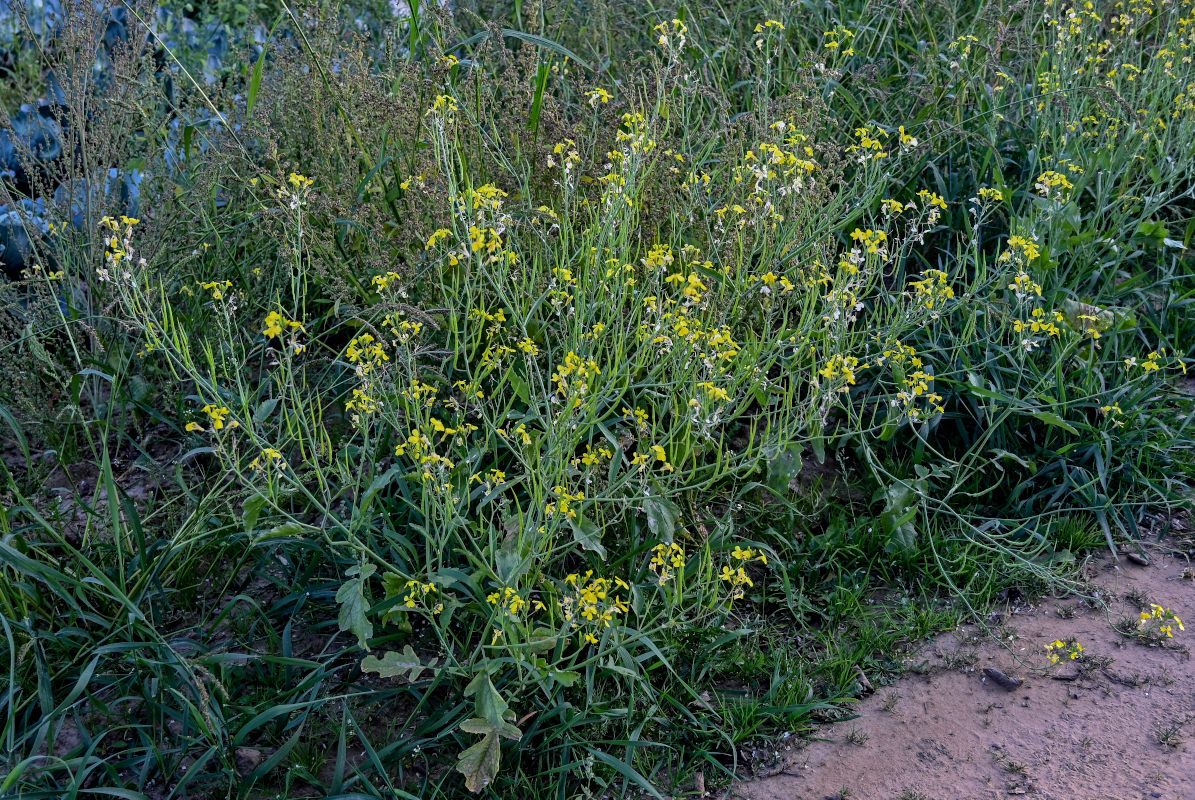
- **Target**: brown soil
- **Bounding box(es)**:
[738,551,1195,800]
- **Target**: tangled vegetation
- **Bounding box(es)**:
[1,0,1193,796]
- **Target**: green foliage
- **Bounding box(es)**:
[1,0,1193,796]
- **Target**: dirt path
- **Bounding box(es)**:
[738,551,1195,800]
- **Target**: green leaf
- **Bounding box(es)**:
[501,29,591,70]
[989,448,1036,473]
[262,521,307,538]
[550,669,580,687]
[1029,410,1078,435]
[642,496,681,541]
[247,51,267,114]
[253,397,281,423]
[358,465,402,514]
[456,733,503,793]
[446,28,592,71]
[0,404,30,466]
[880,483,919,555]
[878,410,900,441]
[766,446,803,495]
[527,60,550,133]
[336,564,376,649]
[462,673,522,740]
[361,644,436,683]
[507,367,531,405]
[526,627,560,654]
[248,13,284,115]
[570,515,607,560]
[455,673,523,792]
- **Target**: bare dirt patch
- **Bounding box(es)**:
[738,551,1195,800]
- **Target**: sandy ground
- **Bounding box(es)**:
[738,551,1195,800]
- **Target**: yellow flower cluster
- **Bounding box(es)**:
[497,422,533,446]
[402,579,443,615]
[976,186,1005,204]
[262,310,302,341]
[1099,402,1125,427]
[187,403,239,434]
[819,353,862,391]
[572,443,614,468]
[1008,271,1043,301]
[394,427,458,489]
[345,333,390,425]
[654,18,687,57]
[720,545,767,601]
[586,87,612,106]
[427,93,458,121]
[909,268,954,313]
[249,447,286,472]
[648,543,686,585]
[1045,638,1085,665]
[97,215,140,283]
[622,406,650,432]
[470,468,506,496]
[551,351,602,409]
[278,173,313,209]
[895,367,945,422]
[1012,307,1066,349]
[629,443,675,473]
[487,586,528,618]
[742,140,818,198]
[382,313,422,344]
[1124,349,1178,373]
[547,138,581,177]
[664,269,709,305]
[200,280,232,300]
[823,26,856,56]
[751,271,796,296]
[544,485,584,520]
[916,189,947,224]
[560,572,630,644]
[1138,604,1185,638]
[999,235,1042,267]
[1035,170,1074,201]
[847,125,888,162]
[850,228,889,259]
[202,404,235,430]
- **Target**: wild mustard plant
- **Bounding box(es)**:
[1138,604,1185,640]
[6,0,1193,796]
[1045,638,1086,665]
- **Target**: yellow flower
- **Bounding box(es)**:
[649,543,686,584]
[262,310,302,340]
[249,447,285,471]
[649,444,675,473]
[586,87,612,106]
[201,404,236,431]
[200,280,232,300]
[1035,170,1074,201]
[731,545,768,564]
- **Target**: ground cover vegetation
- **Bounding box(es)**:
[1,0,1193,796]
